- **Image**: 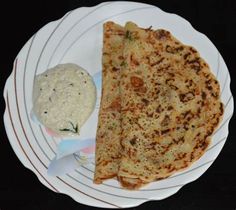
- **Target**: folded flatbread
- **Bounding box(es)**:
[94,21,223,189]
[94,22,125,183]
[117,22,223,189]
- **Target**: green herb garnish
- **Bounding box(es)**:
[120,61,127,67]
[125,30,133,41]
[59,121,78,134]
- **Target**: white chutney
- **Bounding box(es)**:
[33,63,96,136]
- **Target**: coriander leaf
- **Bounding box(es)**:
[125,30,133,41]
[120,61,127,67]
[59,128,71,132]
[60,121,79,133]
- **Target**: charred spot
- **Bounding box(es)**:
[191,62,201,72]
[141,98,150,106]
[166,45,174,53]
[168,72,175,77]
[179,137,185,143]
[150,57,164,66]
[167,106,173,110]
[189,47,197,53]
[161,115,171,127]
[187,58,201,73]
[206,127,214,137]
[197,100,201,105]
[219,102,224,115]
[203,62,208,67]
[179,92,195,103]
[166,78,178,90]
[183,52,191,60]
[150,141,157,148]
[161,129,170,135]
[156,175,169,181]
[205,79,214,91]
[201,91,207,100]
[118,55,124,60]
[147,112,154,117]
[112,67,120,71]
[203,73,210,78]
[155,29,170,40]
[166,45,184,54]
[156,64,171,72]
[156,105,163,113]
[207,85,213,90]
[105,33,110,38]
[154,130,160,136]
[183,122,189,130]
[213,117,220,127]
[211,92,219,98]
[175,152,187,161]
[97,157,101,162]
[195,137,209,150]
[190,152,195,161]
[186,114,194,121]
[173,137,185,144]
[181,110,191,119]
[130,137,137,146]
[165,164,172,170]
[176,116,181,122]
[144,166,152,173]
[170,85,178,90]
[199,141,208,150]
[186,79,194,88]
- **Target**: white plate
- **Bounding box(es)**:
[3,1,234,208]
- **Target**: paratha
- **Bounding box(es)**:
[94,22,125,183]
[117,22,223,189]
[94,21,224,189]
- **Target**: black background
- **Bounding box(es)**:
[1,0,236,209]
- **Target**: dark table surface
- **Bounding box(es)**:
[1,0,236,209]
